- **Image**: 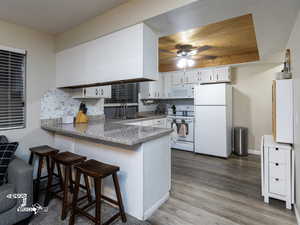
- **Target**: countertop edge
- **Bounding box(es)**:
[41,125,172,147]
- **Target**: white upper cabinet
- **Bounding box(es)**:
[200,69,214,83]
[213,67,231,83]
[273,79,294,144]
[184,70,198,84]
[163,72,173,97]
[140,73,164,99]
[172,71,185,86]
[56,42,89,88]
[200,67,231,84]
[72,86,112,99]
[56,23,158,88]
[160,66,232,98]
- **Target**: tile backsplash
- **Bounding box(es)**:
[40,89,104,119]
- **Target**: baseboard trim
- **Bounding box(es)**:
[295,206,300,225]
[143,192,170,220]
[248,149,260,155]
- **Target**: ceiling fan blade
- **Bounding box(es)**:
[202,55,218,60]
[159,49,177,55]
[197,45,212,52]
[175,44,194,50]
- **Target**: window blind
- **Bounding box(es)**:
[0,48,26,130]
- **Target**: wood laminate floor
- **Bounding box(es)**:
[148,150,296,225]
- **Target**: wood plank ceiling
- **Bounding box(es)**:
[159,14,260,72]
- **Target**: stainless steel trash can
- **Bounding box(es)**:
[232,127,248,156]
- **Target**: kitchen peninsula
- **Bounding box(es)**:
[41,118,172,220]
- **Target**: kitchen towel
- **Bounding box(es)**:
[178,123,188,137]
[171,122,178,141]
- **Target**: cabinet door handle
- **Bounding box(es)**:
[275,178,279,181]
[83,88,86,96]
[95,89,98,95]
[275,163,279,166]
[275,147,279,151]
[101,89,104,96]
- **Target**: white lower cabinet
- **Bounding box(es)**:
[261,135,294,209]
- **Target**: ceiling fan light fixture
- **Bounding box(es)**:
[187,59,195,67]
[189,49,198,56]
[177,58,195,69]
[176,50,188,57]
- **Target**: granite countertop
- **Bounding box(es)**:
[41,115,172,147]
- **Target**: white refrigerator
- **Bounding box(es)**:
[194,83,232,158]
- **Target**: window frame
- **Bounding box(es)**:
[0,45,26,131]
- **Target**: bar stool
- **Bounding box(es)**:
[28,145,60,203]
[45,151,92,220]
[69,159,127,225]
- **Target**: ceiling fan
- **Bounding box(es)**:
[160,44,217,68]
[160,44,216,59]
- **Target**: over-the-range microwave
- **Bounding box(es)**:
[167,84,194,98]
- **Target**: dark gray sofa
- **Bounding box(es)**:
[0,157,33,225]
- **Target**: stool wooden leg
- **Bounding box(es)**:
[94,178,102,225]
[69,166,74,193]
[45,156,51,179]
[84,174,92,202]
[34,156,43,203]
[112,172,127,223]
[62,166,70,220]
[69,170,81,225]
[44,157,55,206]
[28,152,34,165]
[56,162,64,190]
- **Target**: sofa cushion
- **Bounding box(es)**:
[0,183,17,213]
[0,142,18,185]
[0,136,8,144]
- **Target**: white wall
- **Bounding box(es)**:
[286,10,300,213]
[55,0,196,51]
[232,63,281,151]
[0,19,56,160]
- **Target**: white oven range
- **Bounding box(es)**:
[166,105,194,152]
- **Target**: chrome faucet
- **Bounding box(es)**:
[121,100,127,120]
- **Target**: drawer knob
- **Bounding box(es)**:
[275,147,279,151]
[275,178,279,181]
[275,163,279,166]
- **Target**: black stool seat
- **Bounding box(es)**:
[29,145,59,157]
[69,160,127,225]
[75,160,119,178]
[53,151,86,165]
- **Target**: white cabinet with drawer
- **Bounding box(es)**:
[261,135,294,209]
[72,86,111,99]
